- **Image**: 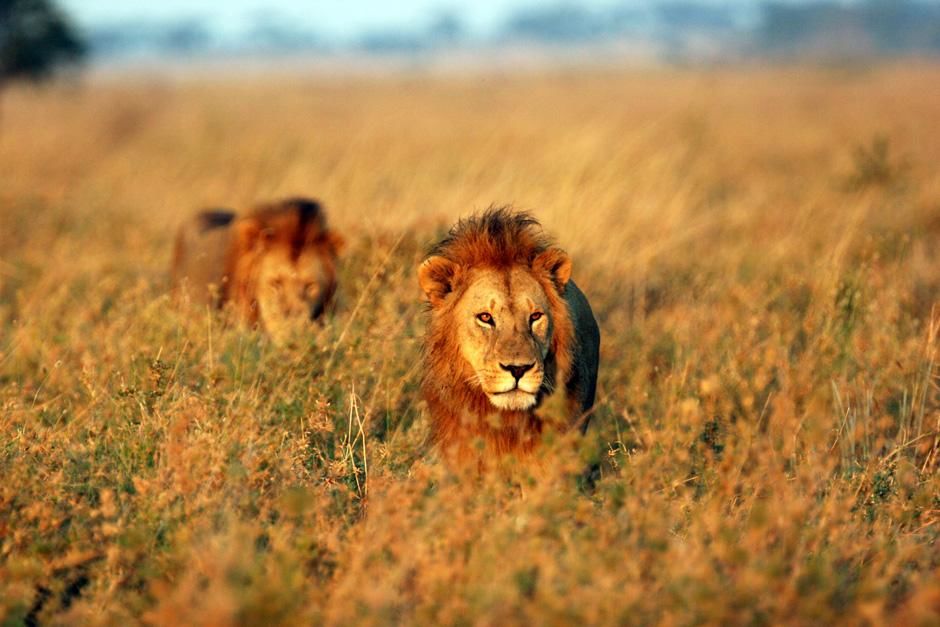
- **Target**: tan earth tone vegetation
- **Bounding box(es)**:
[1,65,939,625]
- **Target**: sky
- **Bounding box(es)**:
[57,1,890,46]
[58,0,593,38]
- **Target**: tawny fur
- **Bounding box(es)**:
[419,208,600,467]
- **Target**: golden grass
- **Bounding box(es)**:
[1,64,939,625]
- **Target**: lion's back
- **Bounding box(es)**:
[171,209,236,305]
[565,280,601,428]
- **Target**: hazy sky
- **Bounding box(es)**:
[59,0,608,37]
[60,1,876,40]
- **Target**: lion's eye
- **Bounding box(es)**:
[530,312,544,324]
[476,312,494,326]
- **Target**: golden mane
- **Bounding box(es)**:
[225,197,330,274]
[428,207,555,271]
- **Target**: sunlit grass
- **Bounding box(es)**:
[1,64,938,625]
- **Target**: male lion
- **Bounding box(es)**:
[172,197,344,339]
[418,208,600,465]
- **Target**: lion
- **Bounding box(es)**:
[418,208,600,466]
[172,197,344,339]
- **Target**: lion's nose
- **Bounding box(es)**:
[500,362,535,381]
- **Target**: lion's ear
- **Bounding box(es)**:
[533,247,572,291]
[418,256,458,307]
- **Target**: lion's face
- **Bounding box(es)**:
[453,267,554,410]
[255,246,337,337]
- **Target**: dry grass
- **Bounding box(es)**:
[1,64,939,625]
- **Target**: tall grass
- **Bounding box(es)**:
[1,65,938,625]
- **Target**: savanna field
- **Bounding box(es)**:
[1,65,939,625]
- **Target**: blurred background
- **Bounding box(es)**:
[20,0,940,77]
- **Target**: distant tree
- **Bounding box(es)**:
[656,3,735,32]
[428,11,464,46]
[0,0,85,124]
[504,4,606,43]
[158,19,210,55]
[759,0,940,57]
[505,1,608,43]
[357,29,426,54]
